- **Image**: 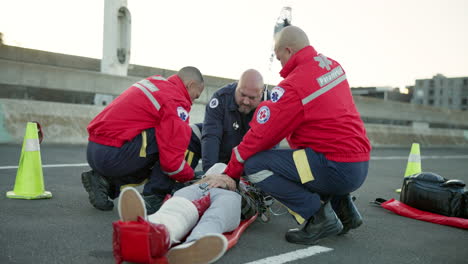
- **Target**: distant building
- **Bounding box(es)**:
[351,86,412,102]
[411,74,468,111]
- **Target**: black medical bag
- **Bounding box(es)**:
[400,172,467,218]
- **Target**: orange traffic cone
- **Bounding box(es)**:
[6,122,52,199]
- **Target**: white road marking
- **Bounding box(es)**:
[0,163,89,170]
[244,245,333,264]
[0,155,467,170]
[371,155,468,160]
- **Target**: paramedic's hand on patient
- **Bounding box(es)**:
[197,174,236,191]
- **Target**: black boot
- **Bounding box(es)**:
[142,193,167,215]
[333,194,363,235]
[285,201,343,245]
[81,170,114,211]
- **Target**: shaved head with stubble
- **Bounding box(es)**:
[235,69,264,114]
[274,26,310,67]
[177,66,205,102]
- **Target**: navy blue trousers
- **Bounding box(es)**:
[244,148,368,223]
[87,124,202,197]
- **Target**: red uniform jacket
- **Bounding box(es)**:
[88,75,194,182]
[225,46,371,178]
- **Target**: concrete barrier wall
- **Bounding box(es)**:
[354,96,468,128]
[1,99,467,146]
[0,99,206,144]
[1,45,468,146]
[0,59,139,95]
[0,58,229,105]
[0,45,234,104]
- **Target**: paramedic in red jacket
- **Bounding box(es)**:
[82,66,204,213]
[212,26,372,244]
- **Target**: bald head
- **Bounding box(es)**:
[235,69,264,114]
[274,26,310,67]
[275,26,310,53]
[238,69,264,91]
[177,66,204,102]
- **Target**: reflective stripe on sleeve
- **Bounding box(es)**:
[292,149,314,184]
[139,79,159,92]
[302,74,347,105]
[136,85,161,111]
[234,147,245,163]
[190,124,202,141]
[151,76,167,81]
[163,160,187,176]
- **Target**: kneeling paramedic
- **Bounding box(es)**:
[82,66,204,213]
[213,26,372,244]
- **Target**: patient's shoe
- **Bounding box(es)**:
[167,233,228,264]
[118,187,147,221]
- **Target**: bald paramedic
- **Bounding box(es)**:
[214,26,372,245]
[201,69,266,172]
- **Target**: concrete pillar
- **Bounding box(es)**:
[101,0,131,76]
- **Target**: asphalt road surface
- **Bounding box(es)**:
[1,144,467,264]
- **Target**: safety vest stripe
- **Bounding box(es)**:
[293,149,314,184]
[136,85,161,111]
[139,79,159,92]
[234,147,245,163]
[302,74,347,105]
[247,170,274,183]
[133,82,145,91]
[151,76,167,81]
[190,124,202,141]
[24,139,40,152]
[164,160,187,176]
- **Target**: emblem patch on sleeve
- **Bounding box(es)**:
[256,106,270,124]
[271,86,285,103]
[209,98,219,108]
[177,106,189,121]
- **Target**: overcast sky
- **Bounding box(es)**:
[1,0,467,90]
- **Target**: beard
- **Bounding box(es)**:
[238,104,255,114]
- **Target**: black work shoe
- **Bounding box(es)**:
[142,193,166,215]
[285,201,343,245]
[81,170,114,211]
[334,194,363,235]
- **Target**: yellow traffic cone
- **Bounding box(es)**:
[396,143,422,193]
[6,122,52,199]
